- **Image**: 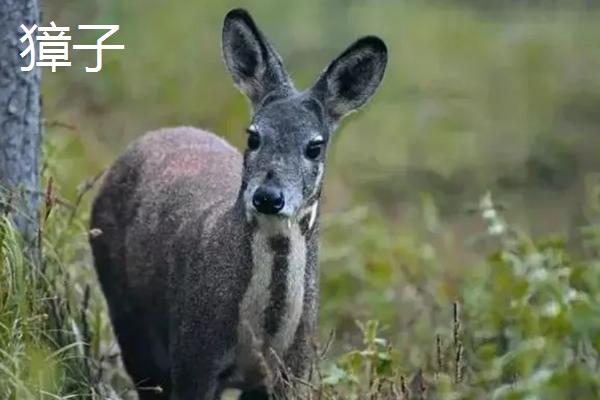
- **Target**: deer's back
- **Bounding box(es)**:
[125,126,242,203]
[90,127,242,349]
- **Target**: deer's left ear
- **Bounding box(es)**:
[310,36,387,121]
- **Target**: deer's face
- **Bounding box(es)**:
[241,95,327,220]
[222,9,387,221]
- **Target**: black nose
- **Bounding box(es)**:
[252,186,284,215]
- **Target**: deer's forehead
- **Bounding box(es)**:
[254,98,325,139]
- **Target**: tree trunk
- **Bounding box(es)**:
[0,0,41,243]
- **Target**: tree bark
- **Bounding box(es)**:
[0,0,41,242]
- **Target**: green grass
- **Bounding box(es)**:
[0,211,91,398]
[0,166,130,398]
[318,194,600,399]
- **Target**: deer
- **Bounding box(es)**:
[89,8,387,400]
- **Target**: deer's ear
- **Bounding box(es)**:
[222,9,293,107]
[311,36,387,121]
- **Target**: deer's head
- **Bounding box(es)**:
[222,9,387,225]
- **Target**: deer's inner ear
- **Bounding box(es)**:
[230,29,262,79]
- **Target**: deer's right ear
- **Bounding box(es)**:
[222,9,293,107]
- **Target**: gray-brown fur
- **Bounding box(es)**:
[90,8,386,400]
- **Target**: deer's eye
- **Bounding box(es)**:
[247,131,260,151]
[305,139,324,160]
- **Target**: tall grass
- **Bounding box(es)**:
[0,172,130,398]
[0,213,84,398]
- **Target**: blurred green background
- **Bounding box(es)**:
[44,0,600,237]
[36,0,600,394]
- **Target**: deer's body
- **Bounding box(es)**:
[90,9,386,400]
[92,127,318,398]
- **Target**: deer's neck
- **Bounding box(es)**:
[237,201,318,355]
